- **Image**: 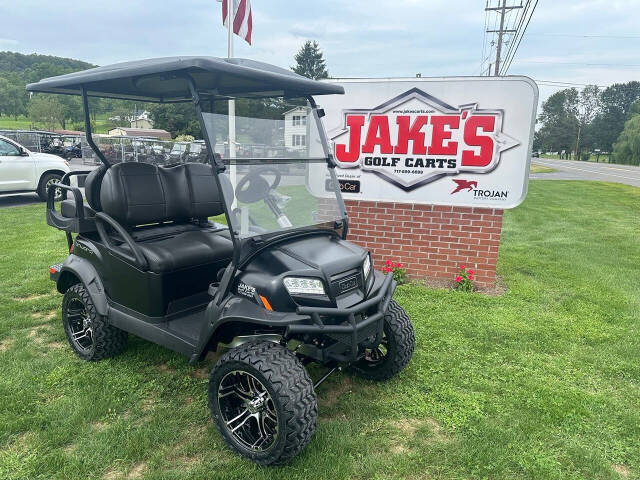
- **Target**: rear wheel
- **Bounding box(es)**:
[62,284,128,361]
[208,341,317,465]
[350,299,415,381]
[37,172,63,201]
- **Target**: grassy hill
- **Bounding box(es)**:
[0,51,94,82]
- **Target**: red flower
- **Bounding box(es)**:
[467,269,474,275]
[468,274,474,280]
[385,260,391,266]
[459,264,465,270]
[397,263,402,268]
[455,276,462,283]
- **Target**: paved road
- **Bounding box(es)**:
[531,158,640,188]
[3,157,639,208]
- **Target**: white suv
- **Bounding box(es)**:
[0,134,71,201]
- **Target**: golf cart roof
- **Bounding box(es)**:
[26,56,344,102]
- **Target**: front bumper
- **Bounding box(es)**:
[286,273,396,363]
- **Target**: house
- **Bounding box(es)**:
[107,127,171,140]
[283,106,308,150]
[130,110,153,129]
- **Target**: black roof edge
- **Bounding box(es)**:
[26,56,344,102]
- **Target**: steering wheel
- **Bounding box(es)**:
[235,167,282,204]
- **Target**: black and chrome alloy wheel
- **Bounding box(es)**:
[66,297,93,352]
[208,341,317,465]
[61,284,128,361]
[350,299,415,381]
[217,370,279,452]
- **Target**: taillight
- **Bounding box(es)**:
[49,267,56,274]
[69,244,74,253]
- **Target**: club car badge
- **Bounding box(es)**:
[331,88,520,191]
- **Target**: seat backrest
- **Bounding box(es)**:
[84,164,108,211]
[99,162,227,226]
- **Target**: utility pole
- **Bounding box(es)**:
[485,1,522,76]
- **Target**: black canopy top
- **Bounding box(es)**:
[26,56,344,102]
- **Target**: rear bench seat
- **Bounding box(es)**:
[98,162,233,273]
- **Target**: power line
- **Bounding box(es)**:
[534,79,611,89]
[488,1,524,75]
[501,0,538,74]
[514,60,640,67]
[480,6,489,74]
[499,0,531,75]
[526,33,640,39]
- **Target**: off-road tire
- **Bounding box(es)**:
[350,299,415,381]
[62,284,128,361]
[37,172,63,201]
[208,341,317,465]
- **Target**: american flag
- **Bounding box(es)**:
[218,0,253,45]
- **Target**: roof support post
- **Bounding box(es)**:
[185,75,240,306]
[81,86,111,166]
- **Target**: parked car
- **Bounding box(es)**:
[0,134,71,201]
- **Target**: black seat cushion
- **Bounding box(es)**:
[134,231,233,272]
[60,199,95,219]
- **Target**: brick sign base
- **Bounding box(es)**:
[345,200,503,288]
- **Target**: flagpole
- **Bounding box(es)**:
[227,4,237,208]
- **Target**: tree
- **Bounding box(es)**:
[612,100,640,166]
[149,103,201,138]
[28,95,65,130]
[574,85,601,157]
[590,81,640,151]
[292,41,329,80]
[536,88,579,155]
[0,77,27,119]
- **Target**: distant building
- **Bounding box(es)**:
[283,106,308,150]
[130,110,153,129]
[130,117,153,129]
[108,127,171,140]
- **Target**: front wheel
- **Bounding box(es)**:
[208,341,317,465]
[37,172,63,201]
[350,299,415,381]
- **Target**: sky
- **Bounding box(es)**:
[1,0,639,107]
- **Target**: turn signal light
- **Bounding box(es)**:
[259,295,273,311]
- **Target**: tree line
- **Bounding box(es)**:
[0,42,330,136]
[534,81,640,165]
[0,51,140,131]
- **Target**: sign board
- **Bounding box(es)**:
[316,77,538,208]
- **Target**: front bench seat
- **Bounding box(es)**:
[99,162,233,273]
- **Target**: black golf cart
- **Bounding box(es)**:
[27,57,415,465]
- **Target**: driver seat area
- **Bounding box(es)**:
[99,162,233,273]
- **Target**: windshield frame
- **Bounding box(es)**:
[195,92,348,245]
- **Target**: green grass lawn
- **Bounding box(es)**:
[530,163,556,174]
[0,180,639,479]
[0,114,112,134]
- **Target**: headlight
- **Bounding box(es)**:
[283,277,326,295]
[363,255,371,278]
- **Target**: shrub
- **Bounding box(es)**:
[455,265,474,292]
[382,260,408,285]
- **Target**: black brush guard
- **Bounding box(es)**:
[286,274,396,363]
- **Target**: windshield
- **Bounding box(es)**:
[201,97,343,238]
